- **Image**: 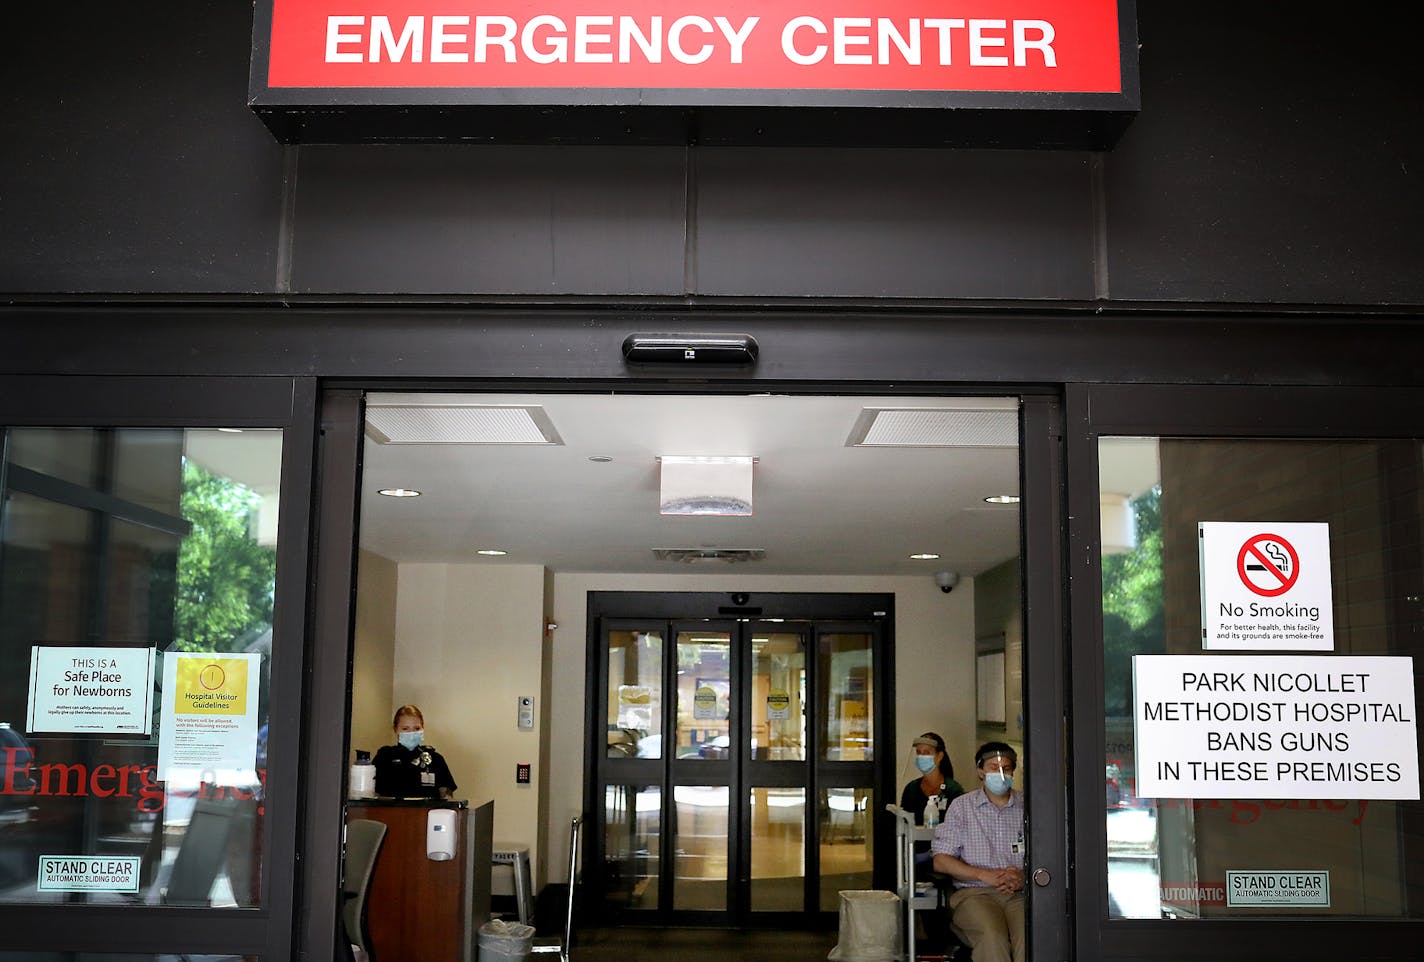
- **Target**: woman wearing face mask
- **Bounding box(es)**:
[901,732,968,959]
[372,704,458,799]
[900,732,965,827]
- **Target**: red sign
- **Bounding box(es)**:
[266,0,1123,93]
[1236,533,1301,598]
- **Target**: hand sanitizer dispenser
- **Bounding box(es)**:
[426,808,458,861]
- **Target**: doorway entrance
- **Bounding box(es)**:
[589,591,892,925]
[343,390,1055,948]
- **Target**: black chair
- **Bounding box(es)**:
[162,798,249,906]
[342,819,388,962]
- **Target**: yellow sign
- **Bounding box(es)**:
[694,684,718,720]
[174,657,250,715]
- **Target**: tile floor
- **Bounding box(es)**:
[569,926,839,962]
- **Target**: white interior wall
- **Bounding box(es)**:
[350,549,398,760]
[392,563,548,879]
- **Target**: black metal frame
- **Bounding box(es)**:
[1021,393,1071,962]
[1064,383,1424,962]
[0,375,317,960]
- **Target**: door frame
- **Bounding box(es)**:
[311,383,1071,952]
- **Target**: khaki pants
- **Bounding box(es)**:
[947,887,1025,962]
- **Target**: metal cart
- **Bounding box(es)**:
[887,805,940,962]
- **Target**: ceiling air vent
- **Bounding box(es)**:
[653,548,766,564]
[366,404,562,445]
[846,407,1017,447]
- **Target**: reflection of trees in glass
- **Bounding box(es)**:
[174,461,276,653]
[1103,487,1164,715]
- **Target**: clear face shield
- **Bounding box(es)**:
[977,750,1015,774]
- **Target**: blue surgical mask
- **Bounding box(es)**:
[398,730,424,751]
[914,755,937,774]
[985,771,1013,794]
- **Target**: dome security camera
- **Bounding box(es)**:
[935,571,961,594]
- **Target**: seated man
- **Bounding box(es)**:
[930,742,1025,962]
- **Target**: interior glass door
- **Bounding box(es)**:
[591,596,890,926]
[670,623,735,914]
[746,626,810,915]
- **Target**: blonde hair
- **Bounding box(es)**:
[392,704,425,729]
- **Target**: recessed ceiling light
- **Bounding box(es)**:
[588,455,614,463]
[217,427,244,434]
[984,495,1021,504]
[377,488,421,498]
[476,549,508,556]
[909,553,941,560]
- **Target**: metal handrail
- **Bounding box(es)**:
[532,814,583,962]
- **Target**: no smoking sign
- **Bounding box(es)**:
[1200,522,1334,651]
[1236,533,1300,597]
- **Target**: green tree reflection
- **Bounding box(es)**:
[1103,487,1164,716]
[174,461,276,653]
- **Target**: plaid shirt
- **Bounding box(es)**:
[929,787,1025,888]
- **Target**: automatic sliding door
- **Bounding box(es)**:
[670,624,734,914]
[746,627,809,916]
[813,626,878,910]
[602,623,664,913]
[591,595,893,926]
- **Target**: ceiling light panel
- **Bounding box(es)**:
[366,404,562,445]
[847,408,1018,448]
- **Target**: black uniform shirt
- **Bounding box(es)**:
[373,743,458,798]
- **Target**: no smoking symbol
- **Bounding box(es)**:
[1236,533,1300,597]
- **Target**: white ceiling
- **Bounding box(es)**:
[356,392,1158,576]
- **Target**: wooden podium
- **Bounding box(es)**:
[348,798,494,962]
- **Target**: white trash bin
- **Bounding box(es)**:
[478,918,536,962]
[827,889,902,962]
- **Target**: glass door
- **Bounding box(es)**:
[1068,385,1424,962]
[0,376,315,960]
[590,594,890,926]
[669,621,736,916]
[745,626,809,915]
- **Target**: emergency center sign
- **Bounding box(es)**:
[1199,522,1334,651]
[260,0,1125,95]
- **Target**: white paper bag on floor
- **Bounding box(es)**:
[827,890,902,962]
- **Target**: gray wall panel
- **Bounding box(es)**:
[693,148,1096,299]
[291,146,688,295]
[0,2,286,294]
[1105,5,1424,305]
